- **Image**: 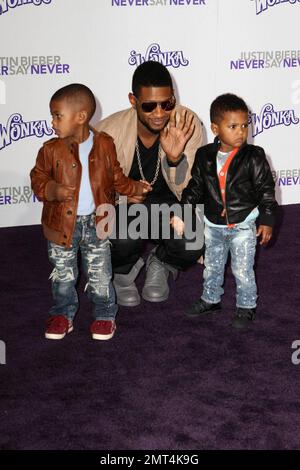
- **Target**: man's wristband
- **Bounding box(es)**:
[166,153,186,167]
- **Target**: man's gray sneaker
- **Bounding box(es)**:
[113,258,144,307]
[142,250,178,302]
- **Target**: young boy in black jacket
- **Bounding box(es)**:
[173,93,277,328]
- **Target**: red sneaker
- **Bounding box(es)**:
[90,320,116,340]
[45,315,73,340]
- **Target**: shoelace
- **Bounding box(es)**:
[147,257,168,278]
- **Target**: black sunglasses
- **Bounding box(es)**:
[135,96,176,113]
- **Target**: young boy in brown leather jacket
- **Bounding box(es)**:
[31,83,150,341]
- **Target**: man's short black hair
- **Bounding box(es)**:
[132,61,173,97]
[50,83,96,120]
[210,93,248,124]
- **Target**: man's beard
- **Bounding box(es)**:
[137,113,168,135]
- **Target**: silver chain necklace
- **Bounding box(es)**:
[135,139,161,186]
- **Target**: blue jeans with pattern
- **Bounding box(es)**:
[48,214,117,321]
[201,220,257,309]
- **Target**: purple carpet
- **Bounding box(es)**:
[1,204,300,451]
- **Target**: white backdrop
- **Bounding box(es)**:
[0,0,299,228]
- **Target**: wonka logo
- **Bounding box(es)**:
[249,103,299,137]
[254,0,300,15]
[0,0,52,15]
[0,113,53,150]
[129,43,189,68]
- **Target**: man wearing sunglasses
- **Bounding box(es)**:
[96,60,203,307]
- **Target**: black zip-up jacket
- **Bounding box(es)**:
[181,140,277,227]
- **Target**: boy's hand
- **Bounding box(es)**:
[126,180,152,204]
[139,180,152,194]
[256,224,273,246]
[170,215,185,236]
[55,184,76,202]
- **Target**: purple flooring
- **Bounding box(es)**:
[0,204,300,452]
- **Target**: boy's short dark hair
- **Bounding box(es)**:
[210,93,248,124]
[132,61,173,97]
[50,83,96,120]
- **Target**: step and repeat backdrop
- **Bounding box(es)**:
[0,0,299,227]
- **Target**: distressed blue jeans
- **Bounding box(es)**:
[201,220,257,309]
[48,214,117,321]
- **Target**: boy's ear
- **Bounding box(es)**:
[211,122,219,136]
[77,110,88,124]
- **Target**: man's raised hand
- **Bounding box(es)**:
[160,109,195,163]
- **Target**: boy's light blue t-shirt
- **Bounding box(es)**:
[77,130,96,216]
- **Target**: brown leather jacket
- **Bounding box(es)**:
[30,130,144,247]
